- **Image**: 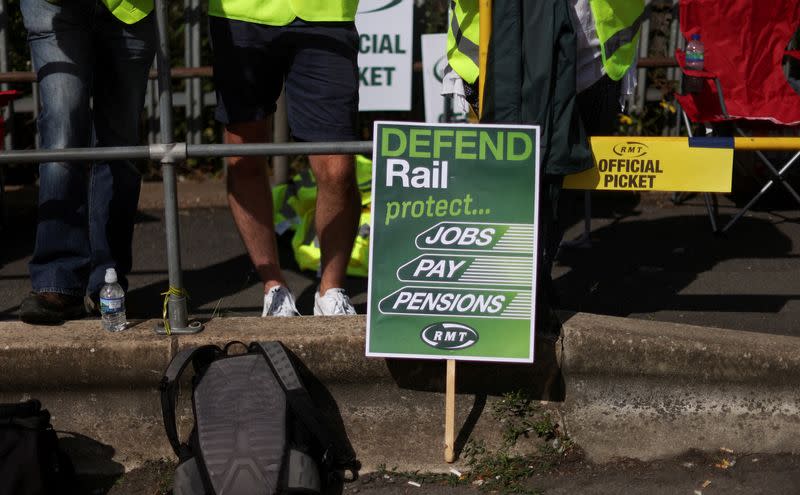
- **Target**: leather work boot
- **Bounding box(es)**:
[19,292,86,325]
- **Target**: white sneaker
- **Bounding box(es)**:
[314,288,356,315]
[262,285,299,317]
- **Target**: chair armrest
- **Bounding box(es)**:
[0,90,21,108]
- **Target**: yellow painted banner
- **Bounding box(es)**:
[563,136,733,192]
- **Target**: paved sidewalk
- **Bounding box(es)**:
[3,179,800,335]
[554,189,800,336]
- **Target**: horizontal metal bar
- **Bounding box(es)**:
[0,146,148,163]
[188,142,373,157]
[0,141,375,164]
[9,136,800,166]
[0,67,214,84]
[637,56,678,68]
[0,57,678,84]
[734,137,800,151]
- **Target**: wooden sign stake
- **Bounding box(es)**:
[444,359,456,462]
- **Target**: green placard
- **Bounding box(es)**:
[367,122,541,363]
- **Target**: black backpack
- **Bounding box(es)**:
[0,399,75,495]
[160,341,359,495]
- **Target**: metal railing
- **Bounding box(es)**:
[0,0,372,333]
[0,0,685,332]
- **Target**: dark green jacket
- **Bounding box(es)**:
[482,0,592,176]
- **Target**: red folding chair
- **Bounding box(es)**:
[674,0,800,233]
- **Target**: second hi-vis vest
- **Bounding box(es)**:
[446,0,480,84]
[101,0,153,24]
[590,0,646,81]
[272,155,373,278]
[208,0,359,26]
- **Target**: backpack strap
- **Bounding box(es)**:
[159,344,221,457]
[0,399,41,419]
[252,341,360,478]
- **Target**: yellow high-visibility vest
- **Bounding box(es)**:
[590,0,646,81]
[209,0,359,26]
[101,0,153,24]
[273,155,373,277]
[446,0,480,84]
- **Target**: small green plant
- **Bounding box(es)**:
[461,441,543,495]
[492,391,561,446]
[151,460,176,495]
[531,414,556,439]
[456,391,576,494]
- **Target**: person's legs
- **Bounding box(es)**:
[284,22,360,309]
[21,0,94,322]
[308,154,360,293]
[87,9,156,297]
[536,174,565,338]
[224,120,287,290]
[209,16,296,315]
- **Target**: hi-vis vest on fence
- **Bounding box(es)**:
[446,0,480,84]
[446,0,643,84]
[272,156,372,277]
[590,0,646,81]
[208,0,359,26]
[101,0,153,24]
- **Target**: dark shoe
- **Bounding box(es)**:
[19,292,86,325]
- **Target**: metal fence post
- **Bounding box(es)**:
[633,0,652,113]
[184,0,203,145]
[190,0,202,145]
[154,0,202,334]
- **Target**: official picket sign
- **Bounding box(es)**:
[355,0,413,111]
[563,136,734,191]
[367,122,540,363]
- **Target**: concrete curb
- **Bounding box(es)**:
[0,313,798,474]
[560,313,800,461]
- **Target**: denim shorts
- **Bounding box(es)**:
[209,16,360,142]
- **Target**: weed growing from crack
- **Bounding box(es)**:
[458,391,575,494]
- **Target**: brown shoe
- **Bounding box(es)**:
[19,292,86,325]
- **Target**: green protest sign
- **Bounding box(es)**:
[367,122,541,363]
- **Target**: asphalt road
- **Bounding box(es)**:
[2,181,800,337]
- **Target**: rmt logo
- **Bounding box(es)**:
[420,322,479,350]
[613,141,649,158]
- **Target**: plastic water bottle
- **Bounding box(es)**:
[685,34,705,70]
[100,268,127,332]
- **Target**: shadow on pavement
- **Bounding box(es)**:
[125,236,369,319]
[555,210,797,325]
[57,431,125,494]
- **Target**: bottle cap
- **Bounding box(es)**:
[691,34,701,40]
[104,268,118,284]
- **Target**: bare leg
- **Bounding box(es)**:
[309,154,360,293]
[225,120,285,292]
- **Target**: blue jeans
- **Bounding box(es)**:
[22,0,156,297]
